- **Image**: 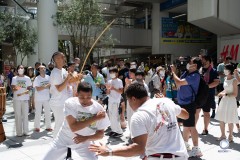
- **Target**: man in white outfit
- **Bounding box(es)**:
[33,64,52,132]
[49,52,73,138]
[43,82,110,160]
[106,67,123,138]
[90,83,189,160]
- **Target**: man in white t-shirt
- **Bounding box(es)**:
[33,65,52,132]
[90,83,189,160]
[49,52,74,138]
[106,67,123,138]
[43,82,110,160]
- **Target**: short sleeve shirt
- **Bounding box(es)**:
[107,78,123,103]
[33,75,50,101]
[49,68,69,106]
[177,71,200,105]
[83,72,105,97]
[11,75,32,100]
[130,98,188,158]
[202,67,219,95]
[57,97,110,148]
[217,63,225,84]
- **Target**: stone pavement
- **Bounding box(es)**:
[0,98,240,160]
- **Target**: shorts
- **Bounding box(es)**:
[197,94,216,112]
[179,103,196,127]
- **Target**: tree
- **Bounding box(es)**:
[0,13,37,64]
[56,0,115,64]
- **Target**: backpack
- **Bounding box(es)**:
[148,80,154,92]
[148,73,156,92]
[189,74,209,107]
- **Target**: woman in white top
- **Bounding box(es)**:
[11,65,32,136]
[215,64,239,142]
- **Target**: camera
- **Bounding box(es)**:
[174,56,191,72]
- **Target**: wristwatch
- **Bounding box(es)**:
[106,146,113,156]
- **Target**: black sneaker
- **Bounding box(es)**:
[106,131,115,136]
[111,132,123,138]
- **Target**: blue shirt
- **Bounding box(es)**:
[83,72,105,97]
[177,71,200,105]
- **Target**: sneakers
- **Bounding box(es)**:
[184,141,192,151]
[189,146,203,157]
[111,132,123,138]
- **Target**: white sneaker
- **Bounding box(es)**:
[184,141,192,151]
[189,146,203,157]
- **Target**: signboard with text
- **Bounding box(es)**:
[161,17,213,44]
[220,39,240,62]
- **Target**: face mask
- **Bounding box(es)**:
[237,68,240,73]
[159,71,165,76]
[186,63,190,70]
[49,67,53,71]
[18,69,24,75]
[224,69,230,76]
[75,64,79,67]
[110,73,116,79]
[83,75,87,79]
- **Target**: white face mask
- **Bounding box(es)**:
[18,69,24,75]
[186,63,190,70]
[224,69,230,76]
[110,73,116,79]
[159,71,165,77]
[237,68,240,73]
[83,75,87,79]
[75,64,79,67]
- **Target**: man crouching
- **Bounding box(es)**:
[43,82,110,160]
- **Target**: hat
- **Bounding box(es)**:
[156,66,163,72]
[67,62,75,67]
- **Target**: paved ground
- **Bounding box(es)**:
[0,97,240,160]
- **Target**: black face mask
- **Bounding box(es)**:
[49,67,54,71]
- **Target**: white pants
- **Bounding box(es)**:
[108,101,123,134]
[13,100,29,136]
[34,100,51,129]
[50,105,64,138]
[43,140,97,160]
[147,156,187,160]
[126,100,134,130]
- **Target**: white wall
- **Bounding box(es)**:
[188,0,217,21]
[219,0,240,29]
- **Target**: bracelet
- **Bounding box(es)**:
[106,145,113,156]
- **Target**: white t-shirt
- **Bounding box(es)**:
[130,98,188,158]
[33,75,50,101]
[57,97,110,149]
[49,68,68,106]
[102,67,110,81]
[107,78,123,103]
[11,76,32,100]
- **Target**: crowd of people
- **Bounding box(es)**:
[1,50,240,160]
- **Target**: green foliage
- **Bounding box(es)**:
[56,0,114,63]
[0,13,37,64]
